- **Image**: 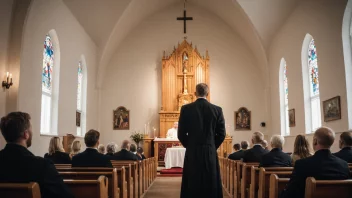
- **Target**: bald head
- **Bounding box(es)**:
[340,132,352,148]
[313,127,335,151]
[121,140,130,150]
[252,132,264,144]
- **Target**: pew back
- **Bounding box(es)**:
[64,175,108,198]
[258,168,292,198]
[305,177,352,198]
[269,174,289,198]
[0,182,41,198]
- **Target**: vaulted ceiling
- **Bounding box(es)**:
[62,0,301,87]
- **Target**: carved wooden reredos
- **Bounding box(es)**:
[159,39,210,137]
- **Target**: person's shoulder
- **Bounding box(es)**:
[331,154,349,166]
[44,153,49,158]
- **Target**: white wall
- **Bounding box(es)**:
[99,4,268,148]
[268,0,348,152]
[0,0,14,149]
[18,0,98,156]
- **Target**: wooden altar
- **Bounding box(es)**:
[142,137,233,167]
[159,40,210,138]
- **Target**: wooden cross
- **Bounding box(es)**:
[177,6,193,34]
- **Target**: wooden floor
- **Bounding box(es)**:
[143,177,230,198]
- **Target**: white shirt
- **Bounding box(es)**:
[167,128,178,139]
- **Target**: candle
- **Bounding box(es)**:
[6,72,9,77]
[9,73,12,83]
[144,124,147,135]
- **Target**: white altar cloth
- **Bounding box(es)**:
[164,147,186,169]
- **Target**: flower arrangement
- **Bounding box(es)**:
[130,131,144,145]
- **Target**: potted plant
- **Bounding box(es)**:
[130,131,144,146]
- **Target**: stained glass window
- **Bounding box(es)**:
[42,35,54,94]
[284,63,288,105]
[308,39,319,96]
[282,59,290,136]
[77,62,83,110]
[308,38,321,131]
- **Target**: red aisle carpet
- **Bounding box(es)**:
[159,167,183,177]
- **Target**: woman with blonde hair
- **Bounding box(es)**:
[70,140,81,158]
[44,137,71,164]
[291,135,312,165]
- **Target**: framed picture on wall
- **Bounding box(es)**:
[235,107,251,130]
[113,106,130,130]
[323,96,341,122]
[289,109,295,127]
[76,111,81,127]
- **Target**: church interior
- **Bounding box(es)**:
[1,0,352,197]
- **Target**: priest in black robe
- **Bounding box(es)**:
[178,83,226,198]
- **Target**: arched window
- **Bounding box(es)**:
[343,0,352,129]
[302,34,321,133]
[40,31,60,135]
[76,56,87,136]
[279,58,290,136]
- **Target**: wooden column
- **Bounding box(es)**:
[141,138,153,158]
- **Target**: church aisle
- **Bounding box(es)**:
[143,177,230,198]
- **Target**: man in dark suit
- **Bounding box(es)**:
[0,112,74,198]
[281,127,350,198]
[228,143,241,160]
[112,140,138,161]
[178,83,226,198]
[260,135,292,167]
[137,147,146,160]
[243,132,269,162]
[72,129,112,167]
[334,131,352,163]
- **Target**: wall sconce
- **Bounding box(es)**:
[2,72,13,89]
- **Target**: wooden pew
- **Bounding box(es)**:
[111,161,140,198]
[57,167,127,198]
[235,162,259,198]
[0,182,41,198]
[305,177,352,198]
[269,174,289,198]
[251,167,292,198]
[111,163,134,198]
[64,175,108,198]
[241,163,260,198]
[55,164,72,169]
[59,170,119,198]
[258,168,292,198]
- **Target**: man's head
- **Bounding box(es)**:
[313,127,335,151]
[261,140,268,149]
[0,112,33,148]
[195,83,209,98]
[251,131,264,145]
[98,144,105,154]
[84,129,100,148]
[233,143,240,151]
[270,135,285,149]
[121,140,131,150]
[339,131,352,149]
[241,141,249,150]
[130,143,137,153]
[137,147,144,154]
[173,122,178,129]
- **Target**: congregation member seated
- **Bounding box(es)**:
[243,131,269,162]
[44,137,71,164]
[69,140,81,158]
[229,141,250,160]
[260,135,292,167]
[112,140,138,161]
[261,139,270,151]
[72,129,112,167]
[0,112,74,198]
[334,131,352,163]
[291,134,312,166]
[137,147,146,160]
[228,143,241,160]
[130,143,137,154]
[280,127,350,198]
[106,142,118,157]
[98,144,105,154]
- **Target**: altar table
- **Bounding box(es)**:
[164,147,186,169]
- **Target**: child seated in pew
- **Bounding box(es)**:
[0,112,74,198]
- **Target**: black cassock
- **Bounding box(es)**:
[178,98,226,198]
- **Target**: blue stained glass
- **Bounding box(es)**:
[42,35,54,93]
[308,39,319,96]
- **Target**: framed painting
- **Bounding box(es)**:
[76,111,81,127]
[235,107,251,130]
[113,106,130,130]
[323,96,341,122]
[289,109,295,127]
